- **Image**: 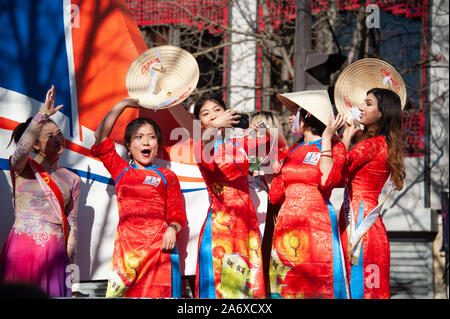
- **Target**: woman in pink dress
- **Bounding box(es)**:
[0,86,80,297]
[339,88,405,299]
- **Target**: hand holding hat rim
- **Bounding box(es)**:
[333,58,407,129]
[126,45,200,110]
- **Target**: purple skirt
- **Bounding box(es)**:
[0,229,71,297]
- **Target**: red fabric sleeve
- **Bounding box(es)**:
[268,172,286,205]
[320,141,347,190]
[193,137,216,172]
[164,170,187,230]
[89,138,128,182]
[344,136,385,178]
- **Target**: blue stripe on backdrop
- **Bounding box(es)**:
[0,0,74,134]
[2,158,206,192]
[181,187,207,193]
[67,167,115,186]
[0,158,9,170]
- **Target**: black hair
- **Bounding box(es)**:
[193,95,227,119]
[7,116,56,151]
[124,117,163,150]
[366,87,402,137]
[299,108,326,136]
[363,87,405,190]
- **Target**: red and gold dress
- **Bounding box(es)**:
[90,138,187,298]
[338,135,391,299]
[269,139,348,299]
[195,136,266,298]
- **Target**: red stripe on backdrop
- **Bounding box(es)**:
[0,117,98,160]
[70,0,147,144]
[0,117,18,132]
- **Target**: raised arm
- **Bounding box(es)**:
[94,97,141,145]
[66,175,81,265]
[341,118,361,152]
[319,114,345,186]
[197,110,240,166]
[201,110,240,145]
[10,85,63,174]
[169,104,195,137]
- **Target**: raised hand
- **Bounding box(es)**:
[244,122,260,138]
[342,115,361,151]
[41,85,63,116]
[94,97,141,144]
[322,113,346,140]
[211,109,240,129]
[116,97,141,109]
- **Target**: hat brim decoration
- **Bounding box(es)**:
[277,90,334,127]
[126,45,200,110]
[334,58,407,127]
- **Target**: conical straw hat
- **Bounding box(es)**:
[126,45,199,110]
[334,58,406,125]
[277,90,334,126]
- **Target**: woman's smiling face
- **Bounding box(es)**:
[358,93,382,127]
[127,123,159,169]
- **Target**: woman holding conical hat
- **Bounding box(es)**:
[268,90,349,299]
[90,98,187,298]
[335,58,406,299]
[89,46,194,298]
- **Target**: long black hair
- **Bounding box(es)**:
[361,87,405,190]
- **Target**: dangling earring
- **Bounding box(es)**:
[127,151,134,164]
